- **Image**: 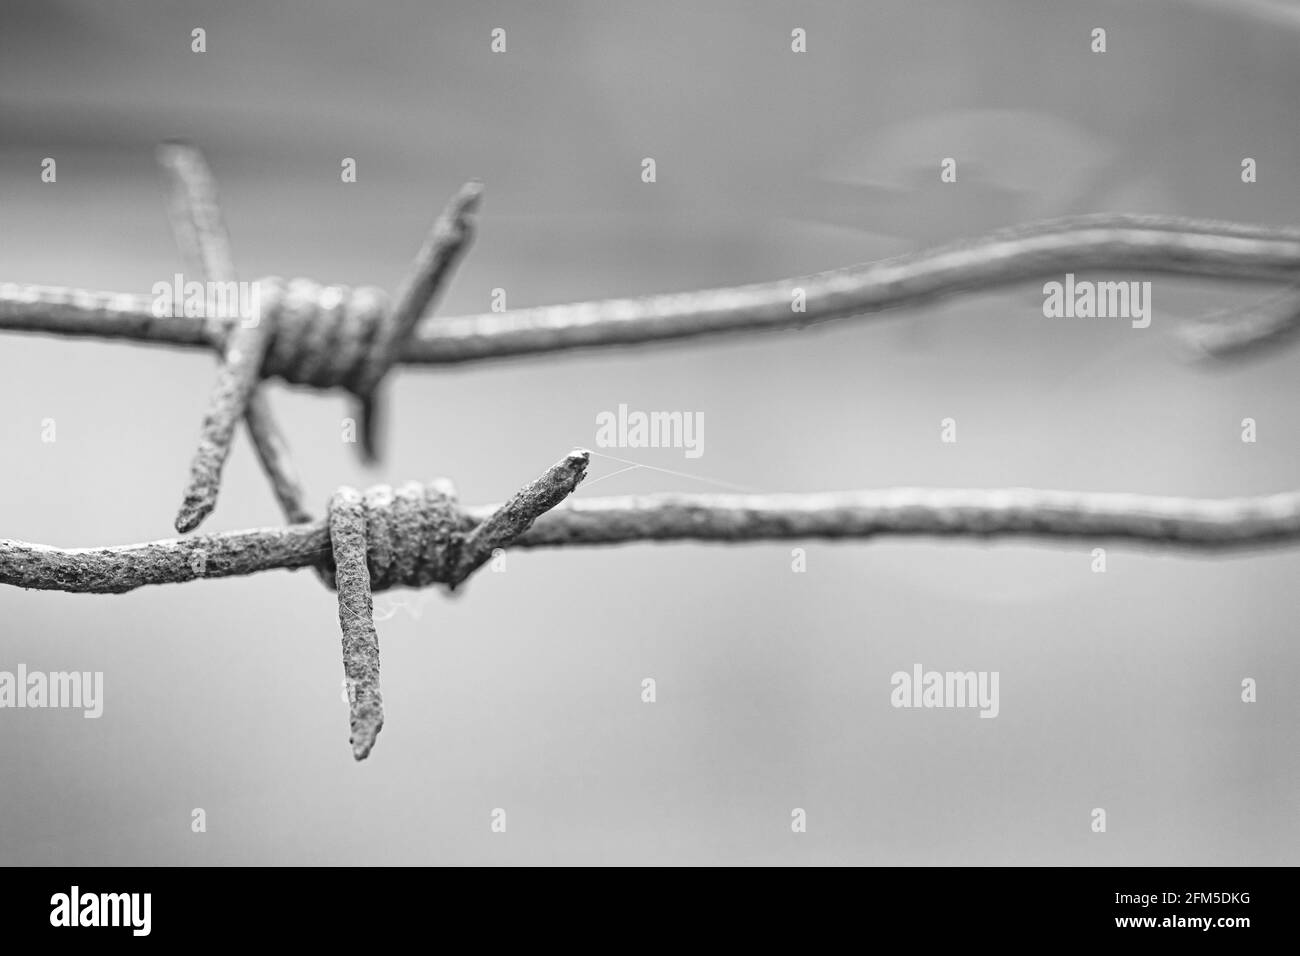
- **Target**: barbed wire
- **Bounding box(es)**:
[4,144,1298,759]
[7,479,1300,597]
[7,214,1300,362]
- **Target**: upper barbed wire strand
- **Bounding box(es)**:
[5,214,1300,364]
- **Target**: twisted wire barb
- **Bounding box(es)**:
[354,180,483,460]
[1180,283,1300,357]
[154,143,482,532]
[158,142,312,527]
[325,449,587,758]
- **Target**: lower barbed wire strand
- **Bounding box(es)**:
[5,486,1300,595]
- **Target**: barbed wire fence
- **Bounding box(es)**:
[2,144,1296,759]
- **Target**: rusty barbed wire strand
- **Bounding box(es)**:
[6,214,1300,365]
[6,482,1300,600]
[414,215,1300,362]
[9,444,1300,757]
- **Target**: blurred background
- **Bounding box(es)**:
[1,0,1298,865]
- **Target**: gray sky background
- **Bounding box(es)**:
[1,0,1298,864]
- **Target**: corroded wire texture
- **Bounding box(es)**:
[5,144,1300,760]
[7,483,1300,597]
[6,214,1300,363]
[6,465,1300,749]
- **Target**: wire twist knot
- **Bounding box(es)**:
[322,449,589,759]
[322,479,464,591]
[171,170,483,533]
[251,277,394,395]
